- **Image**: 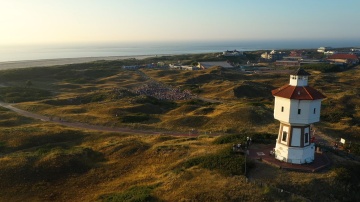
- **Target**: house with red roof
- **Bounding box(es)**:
[327,54,359,65]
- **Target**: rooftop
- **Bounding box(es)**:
[272,85,326,100]
[199,61,233,68]
[328,54,359,60]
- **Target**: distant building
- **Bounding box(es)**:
[275,60,300,67]
[197,61,234,69]
[169,64,198,70]
[276,54,327,67]
[222,50,243,56]
[317,47,332,53]
[261,50,285,61]
[323,51,337,55]
[169,64,182,69]
[275,55,301,67]
[181,66,198,70]
[289,50,303,57]
[350,48,360,56]
[283,56,303,61]
[327,54,359,65]
[300,59,328,66]
[240,65,272,73]
[261,52,269,59]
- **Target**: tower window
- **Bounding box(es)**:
[282,131,287,142]
[305,133,309,143]
[298,109,301,114]
[281,106,284,112]
[313,108,316,114]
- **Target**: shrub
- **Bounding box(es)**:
[0,87,52,102]
[120,114,150,123]
[99,186,157,202]
[213,133,247,145]
[233,81,273,99]
[213,133,276,145]
[182,146,254,176]
[302,63,345,73]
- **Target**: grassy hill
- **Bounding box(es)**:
[0,57,360,201]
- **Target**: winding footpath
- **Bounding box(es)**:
[0,102,195,136]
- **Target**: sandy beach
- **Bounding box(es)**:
[0,55,156,70]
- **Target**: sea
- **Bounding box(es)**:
[1,39,359,63]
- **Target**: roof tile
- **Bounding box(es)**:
[328,54,358,60]
[272,85,326,100]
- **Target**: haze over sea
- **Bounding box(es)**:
[1,39,359,63]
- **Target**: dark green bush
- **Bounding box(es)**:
[183,146,254,176]
[213,133,247,145]
[213,133,276,145]
[99,186,157,202]
[0,87,52,102]
[120,114,150,123]
[302,63,345,73]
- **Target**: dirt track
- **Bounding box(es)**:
[0,102,201,137]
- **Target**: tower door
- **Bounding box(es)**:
[291,128,301,146]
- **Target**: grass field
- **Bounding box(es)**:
[0,56,359,201]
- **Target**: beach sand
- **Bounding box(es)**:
[0,55,157,70]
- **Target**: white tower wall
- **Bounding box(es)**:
[275,144,315,164]
[274,97,322,124]
[291,128,301,146]
[289,75,308,86]
[275,124,315,164]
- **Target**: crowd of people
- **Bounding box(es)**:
[133,81,193,101]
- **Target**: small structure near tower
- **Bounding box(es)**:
[271,68,326,164]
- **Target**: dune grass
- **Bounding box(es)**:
[0,59,360,201]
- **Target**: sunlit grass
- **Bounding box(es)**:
[0,60,359,201]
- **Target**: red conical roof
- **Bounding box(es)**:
[272,84,326,100]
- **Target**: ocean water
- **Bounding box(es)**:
[1,40,359,62]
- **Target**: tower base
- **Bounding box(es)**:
[275,143,315,164]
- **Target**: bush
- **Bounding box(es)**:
[213,133,247,145]
[185,99,212,106]
[182,146,254,176]
[0,87,52,102]
[213,133,276,145]
[120,114,150,123]
[302,63,345,73]
[233,81,274,99]
[99,186,157,202]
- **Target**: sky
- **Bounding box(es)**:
[1,0,360,46]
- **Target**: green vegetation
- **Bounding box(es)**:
[302,63,345,73]
[213,132,276,145]
[0,53,359,201]
[183,146,254,176]
[99,185,158,202]
[0,86,52,102]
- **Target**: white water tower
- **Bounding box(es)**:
[271,68,326,164]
